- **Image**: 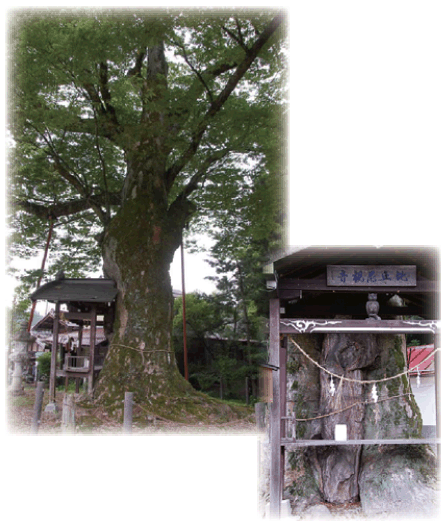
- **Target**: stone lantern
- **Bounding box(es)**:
[9,321,36,396]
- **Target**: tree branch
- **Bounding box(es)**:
[164,12,284,188]
[14,192,121,222]
[209,13,284,116]
[81,66,122,142]
[63,117,121,142]
[221,20,249,53]
[175,39,214,104]
[83,81,106,114]
[126,50,146,78]
[93,116,111,222]
[173,148,230,200]
[166,148,230,237]
[50,158,87,196]
[98,61,119,126]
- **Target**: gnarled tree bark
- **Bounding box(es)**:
[286,331,437,517]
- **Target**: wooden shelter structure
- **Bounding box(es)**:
[32,309,78,334]
[264,246,441,518]
[30,274,117,401]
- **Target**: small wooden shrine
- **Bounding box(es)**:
[30,273,117,403]
[264,246,441,518]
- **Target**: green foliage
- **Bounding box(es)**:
[173,292,226,338]
[7,9,286,305]
[37,352,52,382]
[173,254,268,400]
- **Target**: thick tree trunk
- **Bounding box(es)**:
[315,332,381,503]
[94,152,196,415]
[285,331,438,517]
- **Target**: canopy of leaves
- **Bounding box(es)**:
[7,9,287,300]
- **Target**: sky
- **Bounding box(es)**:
[170,240,217,295]
[3,3,446,523]
[4,236,217,315]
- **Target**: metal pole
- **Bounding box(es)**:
[123,392,134,434]
[180,235,189,381]
[31,381,45,434]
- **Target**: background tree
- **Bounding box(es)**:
[173,287,267,402]
[172,226,277,401]
[8,9,286,415]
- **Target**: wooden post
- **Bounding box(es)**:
[279,336,287,492]
[434,333,441,463]
[269,298,282,519]
[123,392,134,434]
[77,321,83,395]
[88,306,97,396]
[31,381,45,434]
[78,322,83,356]
[255,402,266,431]
[62,393,76,433]
[59,343,64,371]
[49,301,60,404]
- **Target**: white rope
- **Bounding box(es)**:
[289,337,440,385]
[293,393,411,422]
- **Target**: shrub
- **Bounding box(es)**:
[36,352,52,383]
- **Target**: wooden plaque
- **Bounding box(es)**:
[327,265,417,287]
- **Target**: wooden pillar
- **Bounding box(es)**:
[279,336,287,496]
[78,322,84,393]
[78,322,83,355]
[59,342,65,371]
[88,306,97,396]
[434,333,441,462]
[49,301,60,403]
[269,298,282,518]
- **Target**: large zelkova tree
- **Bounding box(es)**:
[8,9,286,413]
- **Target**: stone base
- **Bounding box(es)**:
[264,499,291,519]
[302,504,333,520]
[359,445,439,519]
[44,402,59,415]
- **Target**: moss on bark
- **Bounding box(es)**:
[93,191,240,423]
[285,332,436,512]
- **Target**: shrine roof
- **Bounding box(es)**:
[408,344,436,374]
[32,309,78,331]
[267,245,440,281]
[30,277,118,304]
[264,246,440,319]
